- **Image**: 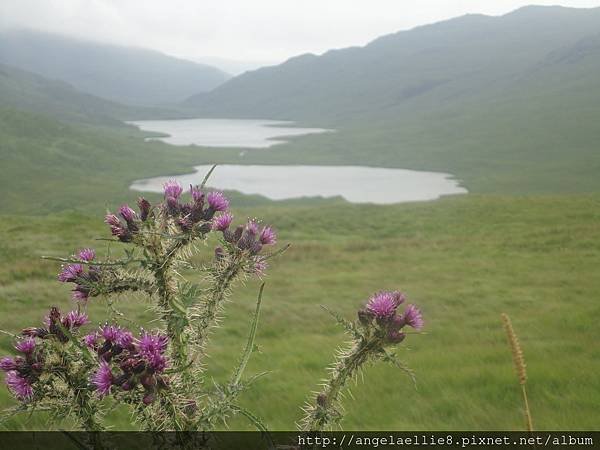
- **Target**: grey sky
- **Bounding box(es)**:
[2,0,600,67]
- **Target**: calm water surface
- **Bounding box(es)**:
[131,165,467,204]
[128,118,332,148]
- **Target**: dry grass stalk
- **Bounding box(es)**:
[501,313,533,431]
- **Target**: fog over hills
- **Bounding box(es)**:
[0,29,231,106]
[184,5,600,124]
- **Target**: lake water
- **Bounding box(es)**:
[128,118,332,148]
[130,165,467,204]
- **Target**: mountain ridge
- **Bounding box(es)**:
[184,5,600,124]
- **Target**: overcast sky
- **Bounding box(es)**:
[1,0,600,68]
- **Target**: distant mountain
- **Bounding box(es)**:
[0,29,230,106]
[184,6,600,124]
[0,63,183,126]
[193,56,280,76]
[183,6,600,195]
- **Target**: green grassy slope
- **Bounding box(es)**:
[1,195,599,430]
[0,64,183,126]
[0,29,230,106]
[0,108,259,214]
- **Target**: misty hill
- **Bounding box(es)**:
[184,6,600,124]
[0,29,230,106]
[0,63,185,126]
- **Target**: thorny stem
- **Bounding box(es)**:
[154,259,189,375]
[194,255,243,356]
[59,352,105,435]
[302,336,382,431]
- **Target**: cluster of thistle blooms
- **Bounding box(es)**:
[85,325,169,405]
[359,290,424,341]
[213,213,277,276]
[0,304,171,405]
[104,181,231,242]
[57,248,100,301]
[0,307,89,400]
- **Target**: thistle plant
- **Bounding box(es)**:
[0,168,424,436]
[0,170,280,434]
[300,291,424,431]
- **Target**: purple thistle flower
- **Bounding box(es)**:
[138,332,168,354]
[259,226,277,245]
[137,332,168,372]
[109,225,128,239]
[91,361,113,397]
[15,338,36,355]
[402,304,424,331]
[163,180,183,199]
[5,371,33,400]
[101,325,121,342]
[63,311,90,329]
[190,185,204,204]
[78,248,95,262]
[207,191,229,212]
[212,212,233,231]
[83,332,99,349]
[119,204,137,223]
[0,357,17,372]
[390,290,406,306]
[253,259,268,277]
[366,291,399,319]
[116,330,134,349]
[387,330,407,344]
[72,286,90,302]
[245,220,259,235]
[104,213,121,227]
[58,264,83,282]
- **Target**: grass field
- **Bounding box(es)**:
[1,194,599,430]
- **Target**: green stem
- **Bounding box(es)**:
[154,263,189,374]
[303,337,380,431]
[194,257,242,352]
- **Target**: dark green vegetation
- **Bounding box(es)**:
[1,195,599,430]
[0,29,230,105]
[185,6,600,194]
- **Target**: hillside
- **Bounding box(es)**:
[185,6,600,123]
[0,64,183,126]
[0,29,230,106]
[0,108,281,215]
[182,6,600,194]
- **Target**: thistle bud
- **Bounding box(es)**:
[137,197,151,221]
[316,393,327,407]
[387,330,406,344]
[357,308,373,326]
[142,392,156,405]
[232,225,244,243]
[165,196,180,216]
[22,327,48,339]
[177,217,193,232]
